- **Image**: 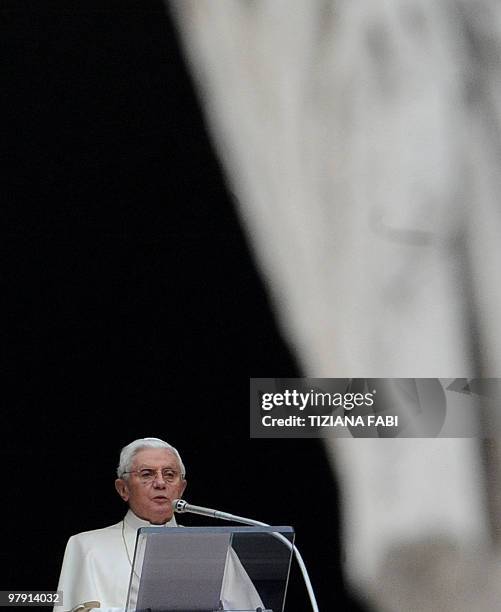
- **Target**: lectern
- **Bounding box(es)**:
[125,526,295,612]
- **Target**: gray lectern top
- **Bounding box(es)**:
[125,525,295,612]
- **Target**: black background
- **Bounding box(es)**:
[2,2,366,610]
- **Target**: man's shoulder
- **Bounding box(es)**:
[67,520,123,549]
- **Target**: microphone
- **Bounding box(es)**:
[172,499,319,612]
[173,499,244,522]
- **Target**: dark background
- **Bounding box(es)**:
[2,2,366,610]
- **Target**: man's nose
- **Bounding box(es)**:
[152,471,167,486]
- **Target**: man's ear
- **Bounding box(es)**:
[115,478,130,502]
[179,478,187,498]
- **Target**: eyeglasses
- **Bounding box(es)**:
[122,468,183,484]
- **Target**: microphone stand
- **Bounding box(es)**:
[174,501,320,612]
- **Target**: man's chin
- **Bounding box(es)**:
[148,510,173,525]
[130,503,174,525]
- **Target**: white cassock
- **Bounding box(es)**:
[54,509,264,612]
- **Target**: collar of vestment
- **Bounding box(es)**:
[124,508,178,531]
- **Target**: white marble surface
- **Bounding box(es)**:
[169,2,501,609]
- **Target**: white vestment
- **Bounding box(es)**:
[55,510,264,611]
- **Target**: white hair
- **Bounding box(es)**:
[117,437,186,479]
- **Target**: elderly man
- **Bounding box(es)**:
[55,437,263,612]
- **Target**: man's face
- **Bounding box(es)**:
[115,448,187,524]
